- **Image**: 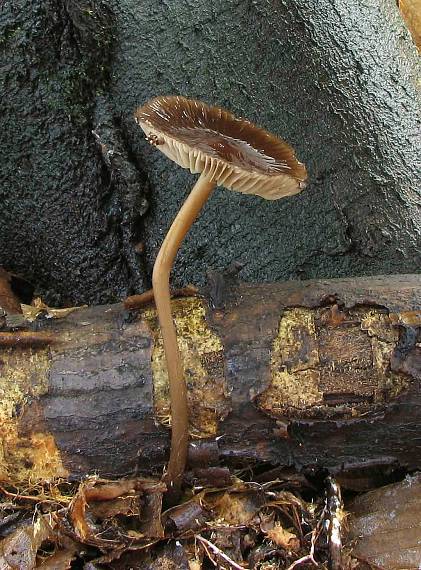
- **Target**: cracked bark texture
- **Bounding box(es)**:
[1,0,420,305]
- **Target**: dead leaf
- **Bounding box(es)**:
[68,479,136,546]
[89,495,140,520]
[21,298,87,322]
[266,524,300,552]
[36,549,76,569]
[67,478,166,549]
[84,479,139,503]
[266,490,307,511]
[69,485,91,542]
[0,475,332,568]
[0,516,52,570]
[258,510,276,533]
[212,492,263,525]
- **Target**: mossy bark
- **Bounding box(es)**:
[1,275,420,484]
[0,0,148,305]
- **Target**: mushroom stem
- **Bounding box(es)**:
[152,171,216,499]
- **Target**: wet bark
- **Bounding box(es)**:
[1,274,420,485]
[0,1,420,305]
[0,0,148,306]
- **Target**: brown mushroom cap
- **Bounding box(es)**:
[134,96,307,200]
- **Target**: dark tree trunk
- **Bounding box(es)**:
[0,0,148,306]
[0,1,420,306]
[1,274,420,485]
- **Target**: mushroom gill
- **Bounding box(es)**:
[135,96,307,199]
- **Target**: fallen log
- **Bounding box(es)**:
[0,274,420,484]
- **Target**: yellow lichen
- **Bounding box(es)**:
[258,306,412,420]
[0,347,68,482]
[143,297,228,438]
[258,308,323,415]
[273,308,319,372]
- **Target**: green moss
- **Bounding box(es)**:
[41,64,103,125]
[0,24,24,46]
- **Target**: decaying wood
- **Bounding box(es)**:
[0,274,420,484]
[346,473,421,568]
[0,268,21,315]
[399,0,421,49]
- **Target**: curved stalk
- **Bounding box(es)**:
[152,172,216,500]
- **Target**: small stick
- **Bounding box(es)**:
[124,285,198,310]
[0,485,69,505]
[196,535,247,570]
[285,528,318,569]
[285,502,327,570]
[0,331,58,347]
[326,477,344,570]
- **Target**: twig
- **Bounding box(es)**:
[285,527,319,569]
[326,477,344,570]
[196,535,248,570]
[286,553,317,570]
[0,485,69,505]
[0,331,58,347]
[285,504,326,570]
[124,285,198,310]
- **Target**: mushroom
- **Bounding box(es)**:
[134,96,307,498]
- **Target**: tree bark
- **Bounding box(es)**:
[0,0,148,306]
[0,1,420,305]
[1,274,420,485]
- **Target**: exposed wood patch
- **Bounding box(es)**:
[257,306,411,420]
[143,298,229,438]
[0,347,68,481]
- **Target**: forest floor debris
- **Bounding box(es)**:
[0,472,357,569]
